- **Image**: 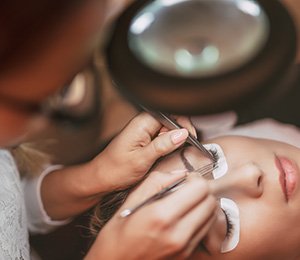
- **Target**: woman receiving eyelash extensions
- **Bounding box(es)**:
[1,0,300,258]
[89,134,300,259]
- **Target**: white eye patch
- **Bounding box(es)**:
[220,198,240,253]
[203,145,240,253]
[204,143,228,179]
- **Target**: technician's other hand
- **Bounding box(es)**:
[85,170,217,260]
[92,112,196,190]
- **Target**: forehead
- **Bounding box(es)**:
[153,145,211,173]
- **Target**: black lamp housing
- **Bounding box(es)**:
[106,0,297,115]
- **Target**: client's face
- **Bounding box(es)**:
[152,136,300,260]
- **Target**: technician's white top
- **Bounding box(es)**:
[0,149,67,260]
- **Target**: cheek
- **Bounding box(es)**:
[237,204,299,258]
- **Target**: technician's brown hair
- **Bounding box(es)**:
[0,1,84,72]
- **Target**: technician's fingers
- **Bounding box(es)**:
[179,197,218,258]
[173,115,197,138]
[159,116,197,138]
[170,212,217,260]
[124,112,196,141]
[154,195,217,260]
[151,186,217,259]
[120,170,187,210]
[141,128,189,163]
[128,177,216,257]
[145,177,211,222]
[114,172,216,259]
[122,112,162,139]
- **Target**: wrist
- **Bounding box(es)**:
[71,161,109,198]
[90,152,121,193]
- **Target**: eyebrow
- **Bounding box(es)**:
[180,148,195,172]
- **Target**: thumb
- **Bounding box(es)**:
[143,128,189,163]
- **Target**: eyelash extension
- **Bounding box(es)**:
[209,148,219,165]
[222,209,234,237]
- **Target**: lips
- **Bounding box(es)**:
[275,156,299,201]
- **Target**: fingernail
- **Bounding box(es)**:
[171,129,188,144]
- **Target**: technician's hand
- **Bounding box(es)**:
[92,112,196,191]
[85,170,217,260]
[38,112,196,221]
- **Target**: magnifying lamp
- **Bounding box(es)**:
[106,0,297,115]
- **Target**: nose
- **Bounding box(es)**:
[209,163,264,199]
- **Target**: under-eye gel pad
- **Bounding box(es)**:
[220,198,240,253]
[204,143,228,179]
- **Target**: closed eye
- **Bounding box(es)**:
[204,143,228,180]
[222,208,234,237]
[209,147,220,164]
[220,198,240,253]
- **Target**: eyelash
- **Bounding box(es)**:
[209,148,219,164]
[209,149,220,161]
[209,148,233,237]
[222,209,234,237]
[209,147,234,237]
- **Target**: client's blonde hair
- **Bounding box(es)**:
[10,142,52,177]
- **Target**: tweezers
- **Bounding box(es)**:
[120,162,217,218]
[119,176,186,218]
[140,106,215,162]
